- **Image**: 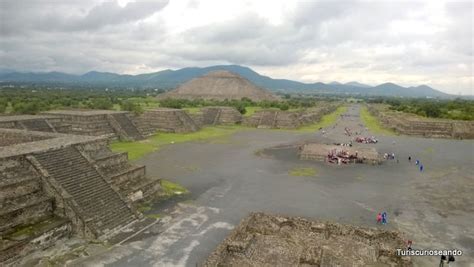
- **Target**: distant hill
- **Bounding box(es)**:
[0,65,452,98]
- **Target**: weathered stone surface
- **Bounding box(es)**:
[42,109,143,141]
[204,212,412,267]
[131,108,199,135]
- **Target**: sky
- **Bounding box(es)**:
[0,0,472,95]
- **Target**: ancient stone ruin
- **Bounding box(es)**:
[42,110,144,141]
[243,105,338,129]
[130,108,199,135]
[205,212,412,266]
[157,70,279,101]
[299,143,382,165]
[189,106,243,127]
[368,105,474,139]
[0,128,161,263]
[0,115,71,133]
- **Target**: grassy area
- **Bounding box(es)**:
[183,107,202,114]
[292,105,348,133]
[360,106,396,136]
[243,106,265,117]
[161,179,189,197]
[289,166,318,177]
[110,125,248,160]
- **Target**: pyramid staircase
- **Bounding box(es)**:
[110,113,144,141]
[32,147,136,238]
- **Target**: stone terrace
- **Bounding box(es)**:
[243,105,338,129]
[0,115,71,133]
[190,106,242,127]
[131,108,199,135]
[368,105,474,139]
[42,109,144,141]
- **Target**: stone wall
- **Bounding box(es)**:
[0,131,52,146]
[0,155,72,263]
[0,115,67,134]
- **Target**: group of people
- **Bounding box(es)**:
[409,156,424,172]
[376,211,388,225]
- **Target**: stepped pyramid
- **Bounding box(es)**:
[158,70,279,101]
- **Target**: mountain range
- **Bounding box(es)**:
[0,65,451,98]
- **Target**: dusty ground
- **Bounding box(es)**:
[43,105,473,266]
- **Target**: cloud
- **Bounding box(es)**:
[0,0,472,94]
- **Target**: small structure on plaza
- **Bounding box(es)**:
[299,143,382,165]
[157,70,279,101]
[205,212,412,266]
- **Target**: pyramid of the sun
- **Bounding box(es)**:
[158,70,279,101]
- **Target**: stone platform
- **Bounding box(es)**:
[42,109,144,141]
[368,105,474,139]
[299,143,381,164]
[204,212,412,266]
[0,128,160,264]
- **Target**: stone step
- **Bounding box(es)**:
[0,194,53,235]
[33,147,135,238]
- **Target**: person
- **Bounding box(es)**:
[382,212,387,224]
[377,213,382,224]
[415,159,420,165]
[420,165,424,172]
[440,255,447,267]
[408,156,411,162]
[407,240,413,250]
[448,255,455,265]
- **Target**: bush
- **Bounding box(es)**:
[0,98,7,113]
[235,104,247,114]
[87,98,113,110]
[279,103,289,111]
[121,100,143,114]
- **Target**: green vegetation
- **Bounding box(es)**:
[368,97,474,121]
[360,106,396,136]
[110,125,248,160]
[146,214,163,219]
[157,97,330,115]
[289,166,318,177]
[293,105,347,132]
[0,87,159,114]
[183,107,202,114]
[161,180,189,197]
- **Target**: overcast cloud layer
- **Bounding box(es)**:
[0,0,472,94]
